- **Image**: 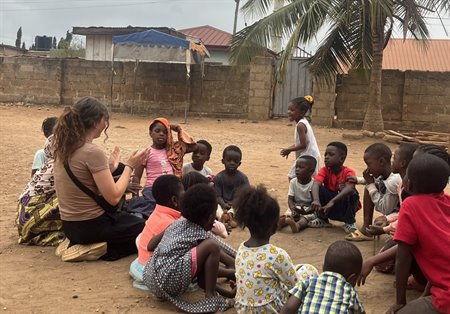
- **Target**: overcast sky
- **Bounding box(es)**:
[1,0,449,50]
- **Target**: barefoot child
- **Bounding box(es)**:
[234,185,318,313]
[311,142,360,233]
[182,140,213,180]
[214,145,249,228]
[129,175,184,290]
[346,143,402,241]
[387,154,450,314]
[280,96,320,179]
[281,241,364,314]
[278,155,317,233]
[143,184,236,313]
[127,118,196,218]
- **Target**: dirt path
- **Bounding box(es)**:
[0,105,426,313]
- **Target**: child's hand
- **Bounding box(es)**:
[126,181,142,196]
[346,175,358,184]
[280,148,290,158]
[108,146,121,172]
[170,124,181,132]
[363,169,375,184]
[385,303,405,314]
[366,225,385,236]
[126,148,149,169]
[357,259,374,286]
[322,200,334,215]
[311,200,321,212]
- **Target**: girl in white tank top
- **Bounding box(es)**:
[280,96,321,179]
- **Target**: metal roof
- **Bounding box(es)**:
[72,26,186,39]
[383,38,450,71]
[179,25,231,49]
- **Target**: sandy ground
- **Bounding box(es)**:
[0,105,428,314]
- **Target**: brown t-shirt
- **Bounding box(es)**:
[54,142,109,221]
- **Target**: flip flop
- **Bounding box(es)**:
[345,229,373,242]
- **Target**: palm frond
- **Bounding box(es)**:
[241,0,275,19]
[231,0,332,71]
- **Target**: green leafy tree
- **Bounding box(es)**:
[50,36,85,58]
[21,42,25,49]
[53,37,57,49]
[15,27,22,48]
[231,0,449,132]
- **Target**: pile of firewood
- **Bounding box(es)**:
[383,130,450,150]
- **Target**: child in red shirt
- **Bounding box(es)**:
[388,154,450,314]
[311,142,359,233]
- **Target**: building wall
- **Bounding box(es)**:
[85,35,113,61]
[0,56,274,120]
[313,70,450,132]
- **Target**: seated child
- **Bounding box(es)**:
[182,140,213,180]
[388,154,450,314]
[365,143,418,237]
[129,175,184,290]
[32,117,58,176]
[143,184,236,313]
[278,155,317,233]
[234,185,318,313]
[346,143,402,241]
[181,171,228,239]
[281,240,364,314]
[357,145,450,290]
[127,118,196,218]
[311,142,360,233]
[214,145,249,228]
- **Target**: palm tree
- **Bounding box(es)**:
[230,0,449,132]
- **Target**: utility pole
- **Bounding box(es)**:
[233,0,240,34]
[271,0,284,52]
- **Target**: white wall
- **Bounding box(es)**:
[206,51,230,65]
[85,35,112,61]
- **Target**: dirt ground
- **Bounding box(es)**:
[0,105,429,314]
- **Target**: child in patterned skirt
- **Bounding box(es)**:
[234,185,317,313]
[143,183,236,313]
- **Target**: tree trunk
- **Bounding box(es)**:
[362,21,385,132]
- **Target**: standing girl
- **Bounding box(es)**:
[127,117,196,218]
[280,96,320,179]
[143,183,236,313]
[233,185,318,313]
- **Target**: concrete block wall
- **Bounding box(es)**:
[0,57,63,104]
[312,77,336,127]
[315,69,450,132]
[247,57,274,120]
[0,56,274,120]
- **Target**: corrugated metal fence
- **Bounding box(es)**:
[272,57,313,117]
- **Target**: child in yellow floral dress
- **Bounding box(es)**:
[233,185,318,313]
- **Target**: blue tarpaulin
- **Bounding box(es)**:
[112,29,189,49]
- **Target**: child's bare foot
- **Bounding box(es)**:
[278,215,287,230]
[287,216,308,233]
[227,213,238,228]
[219,211,230,223]
[286,217,299,233]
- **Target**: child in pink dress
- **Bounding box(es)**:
[127,117,196,218]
